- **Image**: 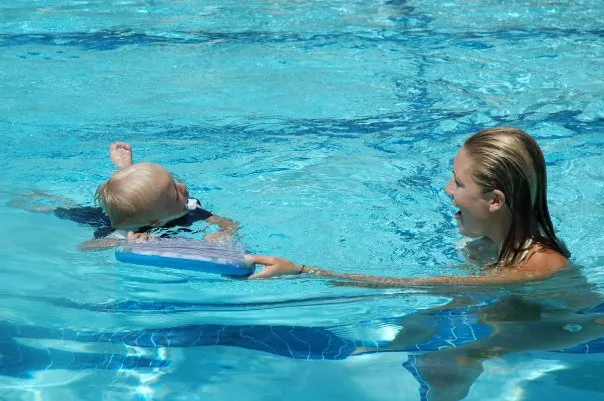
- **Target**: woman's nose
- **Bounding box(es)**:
[444,179,454,196]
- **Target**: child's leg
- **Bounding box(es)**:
[9,190,78,212]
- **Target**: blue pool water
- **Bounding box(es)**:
[1,0,604,400]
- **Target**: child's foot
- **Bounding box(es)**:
[110,142,133,169]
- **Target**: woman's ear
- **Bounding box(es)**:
[489,189,506,212]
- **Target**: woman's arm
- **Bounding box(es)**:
[247,252,569,286]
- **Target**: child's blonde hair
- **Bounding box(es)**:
[96,162,168,228]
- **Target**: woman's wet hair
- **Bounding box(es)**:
[463,127,570,266]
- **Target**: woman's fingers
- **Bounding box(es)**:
[246,255,297,279]
[247,255,278,266]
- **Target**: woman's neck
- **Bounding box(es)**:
[485,209,513,254]
[488,212,540,266]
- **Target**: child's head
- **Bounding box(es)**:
[96,162,190,229]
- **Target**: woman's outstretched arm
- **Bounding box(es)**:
[247,250,568,287]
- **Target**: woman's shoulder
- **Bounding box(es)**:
[490,245,569,283]
[520,244,569,273]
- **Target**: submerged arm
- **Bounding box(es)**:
[79,238,122,251]
[203,214,240,241]
[79,232,154,252]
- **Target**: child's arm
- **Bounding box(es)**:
[79,238,123,251]
[79,232,154,252]
[203,214,240,242]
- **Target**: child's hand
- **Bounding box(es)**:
[203,232,233,242]
[127,231,155,242]
[110,142,133,169]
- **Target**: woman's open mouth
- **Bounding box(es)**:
[454,209,462,220]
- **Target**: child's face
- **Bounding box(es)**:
[150,168,190,226]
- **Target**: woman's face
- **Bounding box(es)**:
[445,148,494,238]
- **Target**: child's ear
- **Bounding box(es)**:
[489,189,506,213]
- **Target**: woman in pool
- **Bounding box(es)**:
[248,127,570,285]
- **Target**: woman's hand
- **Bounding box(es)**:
[247,255,301,279]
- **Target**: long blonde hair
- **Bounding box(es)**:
[463,127,570,266]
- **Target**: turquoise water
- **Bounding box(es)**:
[1,0,604,400]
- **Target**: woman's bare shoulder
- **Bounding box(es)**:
[521,245,569,274]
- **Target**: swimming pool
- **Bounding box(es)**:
[1,0,604,400]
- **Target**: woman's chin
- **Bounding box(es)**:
[458,225,482,238]
[463,231,484,239]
